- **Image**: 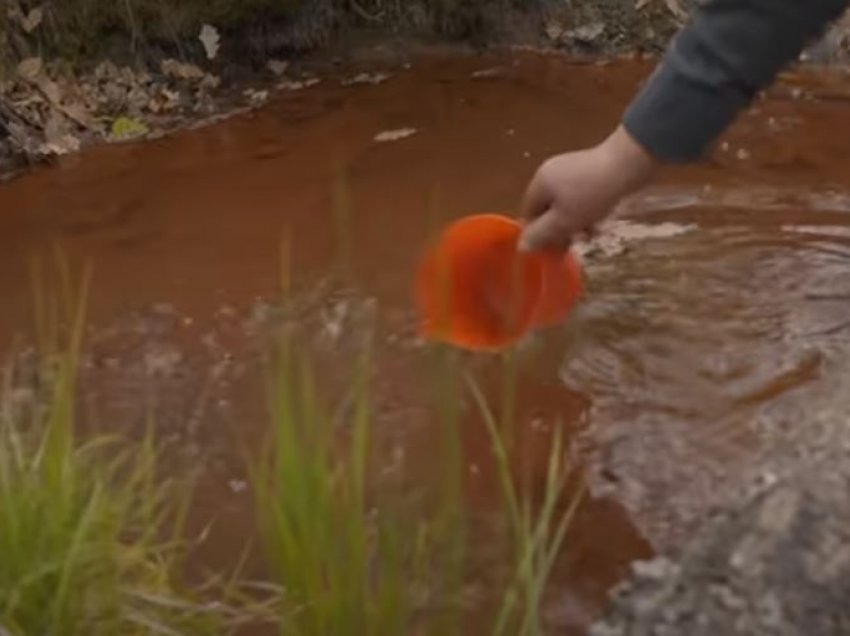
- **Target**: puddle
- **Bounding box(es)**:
[4,51,850,632]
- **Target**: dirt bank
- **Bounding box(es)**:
[1,0,676,66]
[0,0,682,176]
[5,0,850,177]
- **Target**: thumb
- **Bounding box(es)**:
[518,208,575,252]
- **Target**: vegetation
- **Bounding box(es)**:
[0,262,236,635]
[253,334,428,635]
[0,255,584,634]
[252,328,583,635]
[3,0,541,65]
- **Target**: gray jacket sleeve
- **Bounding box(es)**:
[623,0,848,163]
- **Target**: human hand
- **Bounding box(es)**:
[518,125,658,252]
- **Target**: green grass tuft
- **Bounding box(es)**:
[468,366,586,636]
[252,332,432,636]
[0,256,236,636]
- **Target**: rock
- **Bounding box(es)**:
[591,394,850,636]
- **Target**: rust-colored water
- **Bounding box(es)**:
[5,51,850,632]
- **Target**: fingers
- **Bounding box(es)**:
[518,208,574,252]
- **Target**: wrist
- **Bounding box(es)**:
[597,124,658,196]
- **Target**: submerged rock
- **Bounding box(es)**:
[591,387,850,635]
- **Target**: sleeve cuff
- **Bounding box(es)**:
[622,51,751,164]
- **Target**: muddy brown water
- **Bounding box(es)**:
[4,51,850,632]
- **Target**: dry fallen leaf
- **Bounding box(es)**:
[267,59,289,76]
[161,58,205,80]
[38,78,62,105]
[40,112,81,156]
[16,57,43,81]
[635,0,686,18]
[111,116,149,141]
[567,22,606,43]
[544,20,564,42]
[94,60,120,81]
[243,88,269,105]
[471,67,502,79]
[59,100,93,129]
[664,0,687,19]
[148,87,181,113]
[126,85,150,113]
[161,88,180,111]
[20,6,43,33]
[200,73,221,90]
[374,128,418,143]
[276,78,321,91]
[342,72,390,86]
[199,24,221,60]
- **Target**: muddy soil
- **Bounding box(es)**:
[5,49,850,632]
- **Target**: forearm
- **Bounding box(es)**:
[624,0,848,163]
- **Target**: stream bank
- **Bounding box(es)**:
[0,0,687,177]
[5,3,850,634]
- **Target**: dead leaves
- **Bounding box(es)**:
[16,57,43,82]
[2,47,228,162]
[20,6,43,32]
[544,21,565,42]
[276,78,321,91]
[267,59,289,77]
[40,112,81,156]
[111,116,149,141]
[341,72,390,86]
[567,22,606,44]
[0,15,291,166]
[7,3,43,33]
[243,88,269,106]
[6,56,94,159]
[636,0,687,21]
[374,128,418,143]
[199,24,221,61]
[160,59,205,81]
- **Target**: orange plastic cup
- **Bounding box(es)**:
[530,249,583,328]
[415,214,583,351]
